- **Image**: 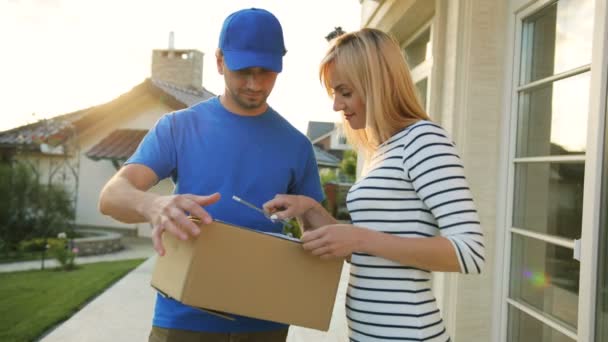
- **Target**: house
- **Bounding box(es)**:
[306,121,342,171]
[306,121,342,172]
[306,121,350,160]
[360,0,607,341]
[306,121,354,220]
[0,46,214,238]
[311,145,342,171]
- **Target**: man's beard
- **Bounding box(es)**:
[230,91,268,110]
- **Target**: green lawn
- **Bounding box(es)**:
[0,258,146,342]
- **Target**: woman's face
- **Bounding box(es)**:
[328,65,366,130]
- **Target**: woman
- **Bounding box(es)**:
[264,28,484,341]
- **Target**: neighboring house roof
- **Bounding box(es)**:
[86,129,148,161]
[312,130,335,145]
[313,145,341,168]
[306,121,335,141]
[0,110,88,150]
[151,78,215,107]
[0,78,214,152]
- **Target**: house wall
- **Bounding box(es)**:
[329,130,350,151]
[316,136,332,150]
[75,94,175,237]
[362,0,509,340]
[314,129,350,152]
[439,1,507,340]
[13,154,76,193]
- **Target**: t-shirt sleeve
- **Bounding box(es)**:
[289,141,324,203]
[402,123,485,274]
[124,114,177,181]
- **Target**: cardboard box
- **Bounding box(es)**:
[150,219,344,331]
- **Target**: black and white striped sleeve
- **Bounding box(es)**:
[401,122,485,274]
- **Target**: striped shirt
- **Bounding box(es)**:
[346,120,485,341]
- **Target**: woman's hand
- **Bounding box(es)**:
[301,224,368,260]
[263,194,317,221]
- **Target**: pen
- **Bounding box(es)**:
[232,195,293,229]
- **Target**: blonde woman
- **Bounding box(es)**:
[264,28,484,341]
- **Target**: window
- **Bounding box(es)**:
[403,24,433,111]
[505,0,595,340]
[404,28,431,69]
[415,78,428,113]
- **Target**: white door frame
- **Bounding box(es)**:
[578,0,608,340]
[493,0,608,340]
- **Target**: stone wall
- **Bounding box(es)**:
[72,230,123,256]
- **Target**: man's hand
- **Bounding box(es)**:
[98,165,221,256]
[301,224,366,260]
[147,193,221,256]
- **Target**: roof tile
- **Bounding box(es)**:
[86,129,147,161]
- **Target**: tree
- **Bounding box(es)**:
[339,150,357,182]
[0,162,74,254]
[325,27,346,42]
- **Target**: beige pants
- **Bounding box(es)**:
[149,326,289,342]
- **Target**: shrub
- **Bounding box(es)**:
[19,238,64,253]
[282,219,302,239]
[320,168,337,185]
[49,236,78,271]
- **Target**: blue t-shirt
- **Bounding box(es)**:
[126,96,324,332]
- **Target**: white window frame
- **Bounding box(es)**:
[494,0,608,341]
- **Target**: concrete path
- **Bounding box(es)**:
[40,256,157,342]
[0,237,155,273]
[9,237,351,341]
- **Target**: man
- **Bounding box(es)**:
[98,8,323,342]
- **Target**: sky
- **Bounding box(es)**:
[0,0,361,133]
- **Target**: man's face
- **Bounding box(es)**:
[216,52,278,114]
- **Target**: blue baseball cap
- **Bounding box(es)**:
[219,8,286,73]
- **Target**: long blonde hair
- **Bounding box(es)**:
[320,28,430,156]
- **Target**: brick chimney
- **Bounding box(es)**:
[151,32,204,90]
